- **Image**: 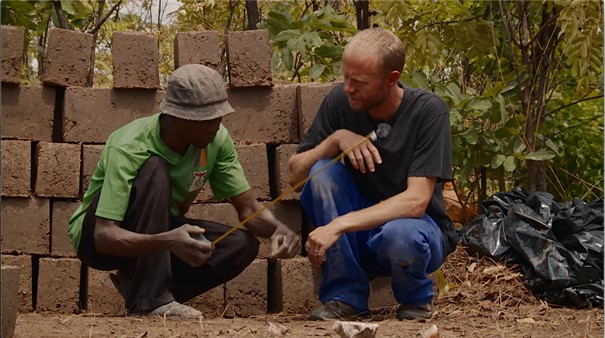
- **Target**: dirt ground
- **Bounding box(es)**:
[13,247,604,338]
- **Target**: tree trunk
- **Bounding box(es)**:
[353,0,370,30]
[246,0,260,30]
[501,0,559,192]
[52,0,68,29]
[530,4,558,192]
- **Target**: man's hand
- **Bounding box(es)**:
[334,129,382,174]
[270,226,301,259]
[169,224,213,267]
[305,221,344,268]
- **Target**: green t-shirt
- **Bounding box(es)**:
[68,114,250,252]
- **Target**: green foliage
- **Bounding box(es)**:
[558,0,603,95]
[393,0,602,203]
[259,3,356,82]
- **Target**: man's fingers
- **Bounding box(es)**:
[360,147,376,172]
[369,145,382,165]
[291,240,301,256]
[271,233,301,258]
[271,234,289,257]
[185,224,206,235]
[352,148,367,173]
[346,151,359,170]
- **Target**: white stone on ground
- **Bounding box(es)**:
[332,321,379,338]
[419,323,439,338]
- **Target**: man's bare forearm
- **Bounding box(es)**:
[288,135,340,190]
[94,218,175,256]
[230,190,284,238]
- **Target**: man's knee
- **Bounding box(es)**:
[229,229,260,265]
[307,160,347,188]
[380,220,429,257]
[132,156,171,191]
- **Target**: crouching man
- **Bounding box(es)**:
[69,64,300,319]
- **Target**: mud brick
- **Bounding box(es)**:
[193,184,216,203]
[63,88,164,143]
[51,201,79,257]
[35,142,81,198]
[368,277,397,309]
[236,143,269,200]
[81,144,104,193]
[297,82,340,137]
[37,258,81,313]
[1,140,31,197]
[1,265,19,338]
[87,269,125,316]
[224,85,298,144]
[269,201,302,233]
[1,86,55,141]
[42,28,94,87]
[225,259,267,317]
[185,285,226,318]
[1,197,50,255]
[112,32,159,89]
[1,25,25,85]
[174,31,221,70]
[1,255,32,312]
[275,144,299,200]
[227,30,271,87]
[281,257,321,314]
[186,203,239,226]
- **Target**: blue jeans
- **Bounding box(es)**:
[301,160,445,312]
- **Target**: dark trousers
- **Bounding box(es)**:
[77,157,259,314]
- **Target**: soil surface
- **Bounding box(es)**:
[13,247,604,337]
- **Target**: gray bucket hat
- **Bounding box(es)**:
[160,64,234,121]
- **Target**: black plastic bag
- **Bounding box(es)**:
[460,189,604,307]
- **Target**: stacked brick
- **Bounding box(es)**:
[1,25,398,319]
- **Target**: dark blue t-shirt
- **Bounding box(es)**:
[297,83,459,256]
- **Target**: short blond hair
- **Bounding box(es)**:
[344,28,405,73]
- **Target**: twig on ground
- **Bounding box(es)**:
[220,304,231,318]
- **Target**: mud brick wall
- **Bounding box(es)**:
[1,25,448,317]
[0,25,352,317]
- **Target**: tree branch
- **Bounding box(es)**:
[521,10,559,48]
[220,0,240,77]
[418,15,483,30]
[547,94,604,117]
[550,114,603,138]
[499,0,521,47]
[88,0,123,35]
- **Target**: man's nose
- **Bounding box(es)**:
[344,80,354,94]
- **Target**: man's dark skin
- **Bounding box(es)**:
[94,114,297,267]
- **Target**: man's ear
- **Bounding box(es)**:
[386,70,401,86]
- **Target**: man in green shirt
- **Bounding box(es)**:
[69,64,300,319]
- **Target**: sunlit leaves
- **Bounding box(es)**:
[259,3,355,82]
[558,0,603,95]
